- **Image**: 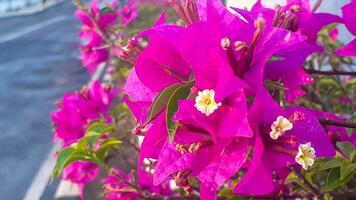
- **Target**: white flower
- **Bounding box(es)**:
[194,89,222,116]
[295,142,316,170]
[269,116,293,140]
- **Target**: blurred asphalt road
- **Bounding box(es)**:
[0,1,88,199]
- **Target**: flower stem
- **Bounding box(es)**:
[288,165,321,197]
[92,153,110,171]
[312,0,323,12]
[304,68,356,76]
[222,194,303,199]
[319,118,356,129]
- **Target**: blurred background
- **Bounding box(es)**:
[0,0,351,199]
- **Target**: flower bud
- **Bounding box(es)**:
[221,37,231,50]
[234,41,248,52]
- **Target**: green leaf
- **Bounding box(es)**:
[218,188,233,197]
[95,138,122,160]
[285,172,298,184]
[226,196,242,200]
[268,56,284,62]
[304,172,313,185]
[316,78,342,97]
[325,167,341,191]
[84,133,101,149]
[87,122,110,134]
[285,172,309,191]
[345,78,356,94]
[166,82,194,143]
[84,123,115,149]
[336,141,355,159]
[319,158,344,171]
[323,166,353,192]
[146,83,181,122]
[51,147,76,180]
[324,166,353,192]
[51,123,115,181]
[100,7,115,15]
[340,162,356,180]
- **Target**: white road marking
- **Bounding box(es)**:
[0,15,68,44]
[54,180,81,199]
[90,63,106,82]
[23,144,59,200]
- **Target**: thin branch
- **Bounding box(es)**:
[123,138,140,152]
[319,118,356,129]
[330,190,356,197]
[218,194,303,200]
[304,68,356,76]
[288,165,321,197]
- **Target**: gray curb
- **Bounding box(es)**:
[0,0,65,18]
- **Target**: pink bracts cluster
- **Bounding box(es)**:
[76,0,118,73]
[52,81,116,190]
[122,0,355,199]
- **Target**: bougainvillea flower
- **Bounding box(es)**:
[62,161,99,197]
[336,0,356,57]
[119,0,138,26]
[134,25,190,92]
[63,161,99,185]
[139,3,254,192]
[229,0,329,101]
[52,81,116,145]
[76,0,118,33]
[123,0,343,198]
[181,0,318,101]
[123,68,157,123]
[52,81,116,195]
[76,0,118,73]
[336,39,356,57]
[138,168,172,195]
[341,0,356,36]
[233,0,341,44]
[52,82,113,144]
[312,110,356,148]
[51,93,87,144]
[132,50,252,199]
[126,0,317,197]
[123,12,170,124]
[152,127,249,199]
[234,89,335,195]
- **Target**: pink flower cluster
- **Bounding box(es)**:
[76,0,118,73]
[122,0,355,199]
[76,0,139,73]
[119,0,139,26]
[52,81,116,190]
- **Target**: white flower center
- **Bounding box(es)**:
[269,116,293,140]
[194,89,222,116]
[295,142,316,170]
